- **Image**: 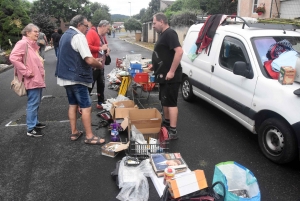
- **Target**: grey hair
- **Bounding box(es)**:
[70,15,86,27]
[98,20,110,27]
[154,13,168,24]
[21,23,39,36]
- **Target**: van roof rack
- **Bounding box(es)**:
[223,15,299,31]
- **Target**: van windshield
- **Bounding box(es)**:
[252,36,300,66]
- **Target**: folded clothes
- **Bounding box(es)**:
[271,50,299,72]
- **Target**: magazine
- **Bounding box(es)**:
[150,153,188,177]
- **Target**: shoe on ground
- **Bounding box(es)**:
[168,130,178,140]
[97,104,103,110]
[35,122,46,129]
[27,129,43,137]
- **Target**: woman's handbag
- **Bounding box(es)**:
[105,54,111,65]
[37,39,45,45]
[11,44,27,96]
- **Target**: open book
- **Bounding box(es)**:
[150,153,188,177]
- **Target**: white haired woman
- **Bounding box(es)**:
[9,23,46,137]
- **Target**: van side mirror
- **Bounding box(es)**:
[233,61,254,79]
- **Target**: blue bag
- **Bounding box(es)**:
[212,161,261,201]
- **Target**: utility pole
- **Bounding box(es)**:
[128,2,131,18]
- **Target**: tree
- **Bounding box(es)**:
[30,13,56,40]
[31,0,90,25]
[182,0,201,11]
[91,7,111,26]
[0,0,30,49]
[205,0,238,15]
[124,18,142,33]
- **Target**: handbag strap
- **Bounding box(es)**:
[14,43,28,82]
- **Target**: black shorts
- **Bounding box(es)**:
[159,82,180,107]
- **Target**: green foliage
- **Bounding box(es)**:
[91,7,111,26]
[169,10,198,27]
[202,0,238,15]
[112,14,130,22]
[124,18,142,33]
[182,0,201,11]
[139,0,160,23]
[30,13,56,40]
[0,0,30,49]
[31,0,90,24]
[167,0,184,12]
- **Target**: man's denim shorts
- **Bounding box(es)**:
[64,84,91,108]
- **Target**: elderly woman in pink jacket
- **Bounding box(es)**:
[10,23,46,137]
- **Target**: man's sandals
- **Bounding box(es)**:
[70,131,83,141]
[84,136,105,145]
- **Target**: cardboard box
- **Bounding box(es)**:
[110,100,139,119]
[278,66,296,85]
[167,170,208,198]
[128,108,162,140]
[101,142,130,158]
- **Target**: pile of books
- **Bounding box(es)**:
[149,153,188,177]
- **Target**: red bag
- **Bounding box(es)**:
[159,126,169,148]
[264,60,279,79]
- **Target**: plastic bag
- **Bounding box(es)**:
[116,157,152,201]
[212,161,261,201]
[131,125,146,142]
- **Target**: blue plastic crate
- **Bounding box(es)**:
[130,62,142,69]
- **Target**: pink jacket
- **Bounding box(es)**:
[10,36,46,89]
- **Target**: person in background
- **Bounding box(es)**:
[152,13,183,140]
[51,28,62,58]
[86,20,110,110]
[55,15,105,145]
[37,29,48,60]
[10,23,46,137]
[112,27,116,38]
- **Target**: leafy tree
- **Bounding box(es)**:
[0,0,30,49]
[31,0,90,25]
[91,7,111,26]
[166,0,184,12]
[30,13,56,40]
[124,18,142,33]
[170,10,198,27]
[182,0,201,11]
[204,0,238,15]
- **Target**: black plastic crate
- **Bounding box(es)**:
[128,139,169,160]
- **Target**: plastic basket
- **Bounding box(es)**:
[128,139,169,160]
[142,83,156,92]
[134,73,149,83]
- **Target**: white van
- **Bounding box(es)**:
[180,17,300,164]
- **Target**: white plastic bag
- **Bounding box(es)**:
[117,157,152,201]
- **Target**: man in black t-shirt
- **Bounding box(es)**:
[152,13,183,140]
[51,28,62,58]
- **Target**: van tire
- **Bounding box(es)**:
[258,118,297,164]
[181,76,194,101]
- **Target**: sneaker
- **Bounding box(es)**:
[27,129,43,137]
[97,104,103,110]
[168,130,178,140]
[35,123,46,129]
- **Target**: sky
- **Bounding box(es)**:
[91,0,151,16]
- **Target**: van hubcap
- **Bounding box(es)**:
[182,80,190,98]
[265,128,284,154]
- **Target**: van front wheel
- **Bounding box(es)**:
[258,118,297,164]
[181,76,194,101]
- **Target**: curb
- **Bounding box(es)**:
[123,39,153,52]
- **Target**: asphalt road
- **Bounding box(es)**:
[0,31,300,201]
